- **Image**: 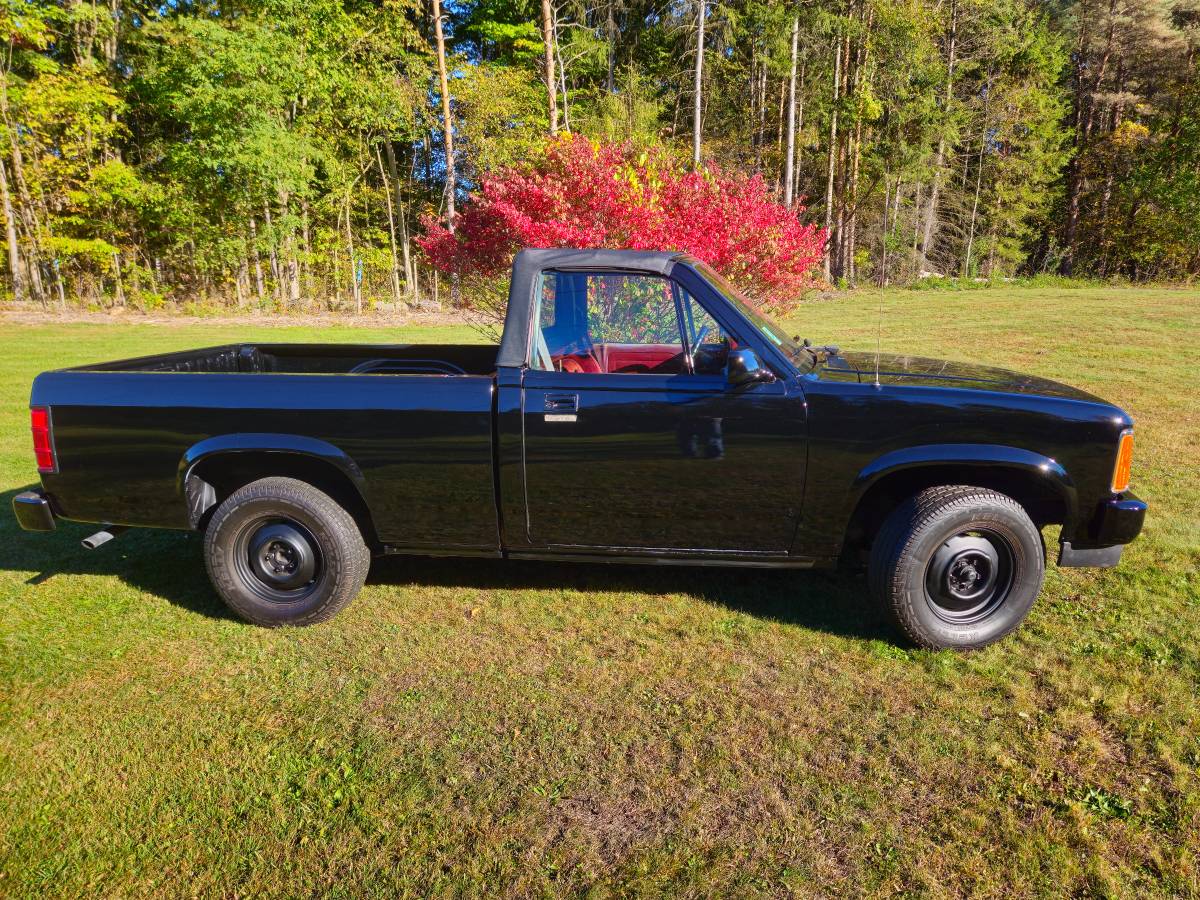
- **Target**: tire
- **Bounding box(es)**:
[868,485,1045,650]
[203,477,370,627]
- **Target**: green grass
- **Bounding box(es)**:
[1,285,1198,896]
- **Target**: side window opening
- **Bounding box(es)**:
[531,270,732,376]
[676,283,732,376]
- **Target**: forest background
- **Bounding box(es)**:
[0,0,1196,314]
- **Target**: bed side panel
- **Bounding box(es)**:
[31,371,498,549]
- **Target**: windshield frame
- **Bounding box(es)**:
[690,261,814,374]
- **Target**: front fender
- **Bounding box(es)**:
[851,443,1079,528]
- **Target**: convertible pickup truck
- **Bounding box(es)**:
[13,249,1146,649]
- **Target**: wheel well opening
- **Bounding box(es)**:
[843,465,1068,561]
[186,453,379,549]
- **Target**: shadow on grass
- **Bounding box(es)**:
[1,486,891,642]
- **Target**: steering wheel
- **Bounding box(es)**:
[558,335,601,372]
[689,325,711,368]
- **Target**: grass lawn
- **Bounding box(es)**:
[0,285,1197,896]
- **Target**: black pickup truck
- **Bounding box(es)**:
[13,248,1146,649]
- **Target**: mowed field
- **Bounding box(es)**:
[0,285,1197,897]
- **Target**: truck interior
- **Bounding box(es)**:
[533,270,731,376]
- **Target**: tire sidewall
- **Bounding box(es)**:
[894,501,1044,649]
[205,486,355,626]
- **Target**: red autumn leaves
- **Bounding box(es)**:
[419,135,826,308]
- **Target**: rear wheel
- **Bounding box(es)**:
[204,477,370,626]
[869,486,1044,650]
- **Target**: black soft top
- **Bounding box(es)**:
[496,248,689,368]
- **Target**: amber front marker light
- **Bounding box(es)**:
[1111,431,1134,493]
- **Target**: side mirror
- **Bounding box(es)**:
[725,348,774,387]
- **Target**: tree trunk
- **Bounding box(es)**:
[1,95,46,304]
[300,196,313,300]
[1061,9,1116,275]
[53,260,66,311]
[112,251,125,307]
[823,37,842,281]
[794,60,806,201]
[541,0,559,134]
[784,16,800,208]
[606,0,617,93]
[0,158,23,302]
[278,188,300,307]
[879,176,890,287]
[236,258,249,308]
[891,178,902,237]
[344,195,361,314]
[556,10,571,131]
[848,116,862,281]
[386,141,418,300]
[921,0,957,270]
[911,182,923,266]
[963,139,986,277]
[845,6,871,283]
[376,145,403,306]
[1096,67,1126,259]
[249,216,265,302]
[263,201,282,304]
[692,0,706,169]
[754,59,766,169]
[432,0,456,228]
[963,71,993,277]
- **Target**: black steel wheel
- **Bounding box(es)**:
[869,486,1044,650]
[204,477,370,626]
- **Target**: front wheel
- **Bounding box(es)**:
[204,477,370,626]
[869,486,1045,650]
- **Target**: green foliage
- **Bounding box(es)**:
[0,0,1193,311]
[454,62,549,177]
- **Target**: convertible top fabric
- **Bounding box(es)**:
[496,248,687,368]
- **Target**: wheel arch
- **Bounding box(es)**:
[179,434,378,547]
[842,444,1077,560]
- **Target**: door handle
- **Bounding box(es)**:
[543,393,579,421]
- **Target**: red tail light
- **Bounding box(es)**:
[31,407,56,473]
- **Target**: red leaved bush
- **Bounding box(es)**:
[418,135,826,310]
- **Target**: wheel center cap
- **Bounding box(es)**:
[247,523,317,591]
[265,541,297,573]
[953,561,979,586]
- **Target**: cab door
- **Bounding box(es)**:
[519,269,806,553]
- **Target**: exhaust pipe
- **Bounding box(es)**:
[81,525,128,550]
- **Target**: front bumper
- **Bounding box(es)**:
[12,489,56,532]
[1057,492,1147,568]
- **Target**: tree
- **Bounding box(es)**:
[541,0,559,133]
[418,134,826,321]
[784,14,800,208]
[432,0,457,231]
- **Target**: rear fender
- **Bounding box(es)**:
[179,433,367,528]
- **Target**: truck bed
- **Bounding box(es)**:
[32,342,502,550]
[73,343,499,377]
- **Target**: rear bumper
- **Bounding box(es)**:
[12,489,56,532]
[1058,492,1147,568]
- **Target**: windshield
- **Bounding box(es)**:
[692,262,812,371]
